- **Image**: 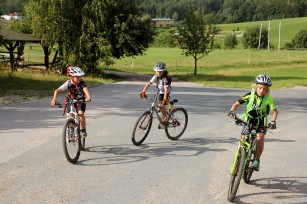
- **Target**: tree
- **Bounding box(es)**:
[80,0,155,70]
[24,0,155,73]
[224,32,238,49]
[242,26,268,49]
[174,6,218,75]
[290,29,307,48]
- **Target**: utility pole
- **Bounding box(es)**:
[268,21,270,50]
[258,23,262,50]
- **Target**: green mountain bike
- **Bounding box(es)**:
[227,117,264,202]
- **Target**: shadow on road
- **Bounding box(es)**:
[234,176,307,204]
[76,137,236,166]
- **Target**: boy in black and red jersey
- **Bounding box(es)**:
[51,66,91,137]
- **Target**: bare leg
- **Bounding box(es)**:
[160,105,168,121]
[256,132,265,159]
[78,111,86,130]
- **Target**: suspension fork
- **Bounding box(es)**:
[230,140,251,175]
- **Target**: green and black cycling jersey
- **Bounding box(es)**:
[238,89,276,125]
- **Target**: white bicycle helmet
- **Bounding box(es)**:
[254,74,272,86]
[153,62,166,72]
[67,66,85,77]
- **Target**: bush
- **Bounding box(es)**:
[291,30,307,49]
[242,26,269,49]
[224,33,239,49]
[213,43,222,49]
[152,28,177,48]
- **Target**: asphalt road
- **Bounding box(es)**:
[0,79,307,204]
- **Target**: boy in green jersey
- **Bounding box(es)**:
[228,74,278,171]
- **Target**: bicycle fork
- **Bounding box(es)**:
[230,141,251,176]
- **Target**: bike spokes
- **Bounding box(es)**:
[132,111,153,146]
[165,107,188,140]
[227,148,246,202]
[63,118,81,163]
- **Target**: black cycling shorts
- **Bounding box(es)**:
[67,103,86,113]
[241,125,266,135]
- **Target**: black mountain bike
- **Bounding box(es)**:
[227,117,267,202]
[55,99,86,164]
[132,92,188,146]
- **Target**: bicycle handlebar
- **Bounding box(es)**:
[233,117,247,126]
[54,100,87,108]
[232,116,272,130]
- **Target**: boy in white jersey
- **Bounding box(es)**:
[140,62,172,123]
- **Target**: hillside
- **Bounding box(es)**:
[217,17,307,48]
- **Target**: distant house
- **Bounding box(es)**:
[1,12,24,20]
[151,18,175,27]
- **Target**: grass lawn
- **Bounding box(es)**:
[107,48,307,89]
[0,69,113,100]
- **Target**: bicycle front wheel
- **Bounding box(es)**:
[62,118,81,164]
[244,139,257,183]
[131,111,153,146]
[227,148,246,202]
[165,107,188,140]
[80,137,85,151]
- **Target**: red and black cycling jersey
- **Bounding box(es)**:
[59,80,87,100]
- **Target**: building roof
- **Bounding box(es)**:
[151,18,174,21]
[0,20,40,42]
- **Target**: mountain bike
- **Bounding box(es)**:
[55,99,86,164]
[227,117,266,202]
[132,92,188,146]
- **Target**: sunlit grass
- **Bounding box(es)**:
[106,48,307,89]
[0,69,113,97]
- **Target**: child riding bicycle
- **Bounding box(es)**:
[51,66,91,137]
[140,62,172,124]
[228,74,278,171]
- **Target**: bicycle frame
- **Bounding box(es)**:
[66,100,80,125]
[145,92,177,127]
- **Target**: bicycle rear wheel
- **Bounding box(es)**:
[227,148,246,202]
[131,111,153,146]
[62,118,81,164]
[165,107,188,140]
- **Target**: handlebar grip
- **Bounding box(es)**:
[55,103,62,108]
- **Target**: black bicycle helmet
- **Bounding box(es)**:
[254,74,272,86]
[153,62,166,72]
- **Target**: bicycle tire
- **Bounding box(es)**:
[80,137,85,151]
[227,148,246,202]
[165,107,188,140]
[244,139,257,183]
[131,111,153,146]
[62,118,81,164]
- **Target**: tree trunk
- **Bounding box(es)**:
[43,46,49,70]
[194,56,197,75]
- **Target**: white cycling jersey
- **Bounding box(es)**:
[149,75,172,95]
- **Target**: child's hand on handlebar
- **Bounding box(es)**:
[161,98,168,105]
[140,92,146,99]
[228,111,236,119]
[268,121,276,129]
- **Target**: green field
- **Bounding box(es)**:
[217,17,307,48]
[1,16,307,100]
[108,48,307,89]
